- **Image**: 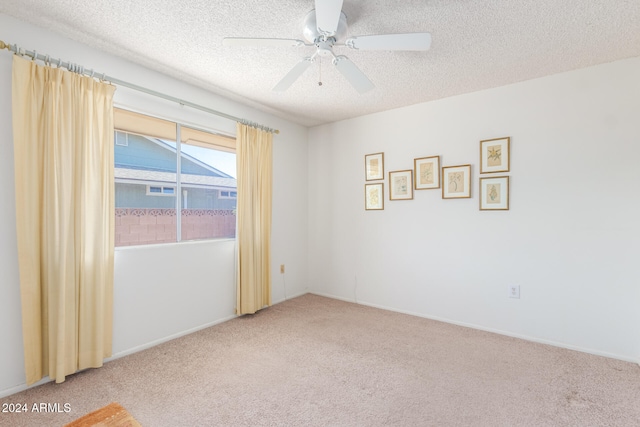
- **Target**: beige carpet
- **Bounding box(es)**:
[1,294,639,426]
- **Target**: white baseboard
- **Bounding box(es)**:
[309,291,640,365]
[272,288,309,305]
[0,314,238,399]
[107,314,238,361]
[0,376,52,399]
[1,293,310,399]
[110,293,310,360]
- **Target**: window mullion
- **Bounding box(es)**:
[176,123,182,242]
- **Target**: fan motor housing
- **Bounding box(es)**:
[302,9,348,42]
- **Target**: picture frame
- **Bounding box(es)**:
[389,170,414,201]
[414,155,440,190]
[480,137,510,174]
[365,183,384,210]
[480,176,509,210]
[365,152,384,181]
[442,164,471,199]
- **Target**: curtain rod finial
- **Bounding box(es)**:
[0,40,7,50]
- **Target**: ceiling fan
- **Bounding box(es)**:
[222,0,431,93]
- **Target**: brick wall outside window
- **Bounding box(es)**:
[115,208,235,246]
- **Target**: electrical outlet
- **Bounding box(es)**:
[280,264,285,274]
[508,285,520,299]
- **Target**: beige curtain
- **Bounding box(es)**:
[12,55,116,384]
[236,123,273,315]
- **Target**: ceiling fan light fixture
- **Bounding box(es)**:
[223,1,431,93]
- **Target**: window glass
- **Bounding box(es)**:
[114,113,236,247]
[179,128,237,242]
[114,131,178,246]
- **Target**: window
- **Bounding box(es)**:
[114,108,237,247]
[147,185,175,196]
[115,131,129,146]
[219,190,237,199]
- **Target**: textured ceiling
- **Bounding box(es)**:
[2,0,640,127]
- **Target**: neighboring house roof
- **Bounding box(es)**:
[152,138,235,179]
[114,168,236,189]
[115,132,234,179]
[115,132,236,189]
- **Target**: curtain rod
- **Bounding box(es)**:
[0,40,279,134]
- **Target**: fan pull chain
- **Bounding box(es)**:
[318,58,323,86]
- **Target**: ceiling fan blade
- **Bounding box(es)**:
[333,56,374,94]
[346,33,432,51]
[314,0,344,36]
[273,58,315,91]
[223,37,306,47]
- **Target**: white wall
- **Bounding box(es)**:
[309,57,640,362]
[0,14,309,397]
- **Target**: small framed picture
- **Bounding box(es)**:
[480,137,510,174]
[365,152,384,181]
[414,155,440,190]
[480,176,509,210]
[389,170,414,200]
[442,164,471,199]
[365,183,384,210]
